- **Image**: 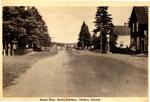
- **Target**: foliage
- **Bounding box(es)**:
[93,6,117,52]
[3,6,51,50]
[77,22,91,49]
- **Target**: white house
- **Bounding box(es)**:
[113,25,130,48]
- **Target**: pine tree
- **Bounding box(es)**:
[77,22,91,49]
[3,6,51,52]
[93,6,117,52]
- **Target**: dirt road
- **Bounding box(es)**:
[4,49,148,97]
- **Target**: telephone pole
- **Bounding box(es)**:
[81,37,84,50]
[100,24,103,53]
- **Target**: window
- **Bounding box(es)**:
[132,23,134,32]
[137,36,140,50]
[131,38,134,45]
[144,30,148,36]
[136,22,138,32]
[120,41,124,48]
[144,30,148,52]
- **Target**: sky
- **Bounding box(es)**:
[2,0,133,43]
[37,6,132,43]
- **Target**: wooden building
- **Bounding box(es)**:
[129,7,148,54]
[113,24,130,48]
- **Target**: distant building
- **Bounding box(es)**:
[113,25,130,48]
[129,7,148,53]
[66,43,77,48]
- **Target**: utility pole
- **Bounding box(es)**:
[81,37,84,50]
[100,24,103,53]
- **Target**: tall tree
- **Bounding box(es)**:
[77,22,91,49]
[3,6,51,51]
[93,6,117,52]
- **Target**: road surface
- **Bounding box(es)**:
[4,49,148,97]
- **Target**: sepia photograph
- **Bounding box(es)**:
[1,1,149,101]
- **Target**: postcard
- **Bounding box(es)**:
[1,0,149,102]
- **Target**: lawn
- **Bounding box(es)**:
[3,48,57,88]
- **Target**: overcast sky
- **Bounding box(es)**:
[2,0,133,43]
[37,6,132,43]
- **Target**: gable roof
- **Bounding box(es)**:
[129,7,148,27]
[113,26,130,36]
[134,7,148,24]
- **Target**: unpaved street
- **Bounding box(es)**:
[4,49,148,97]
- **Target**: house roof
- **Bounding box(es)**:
[113,26,130,36]
[129,7,148,26]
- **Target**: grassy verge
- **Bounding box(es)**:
[3,48,57,88]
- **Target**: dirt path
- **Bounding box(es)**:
[4,50,72,97]
[4,49,148,97]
